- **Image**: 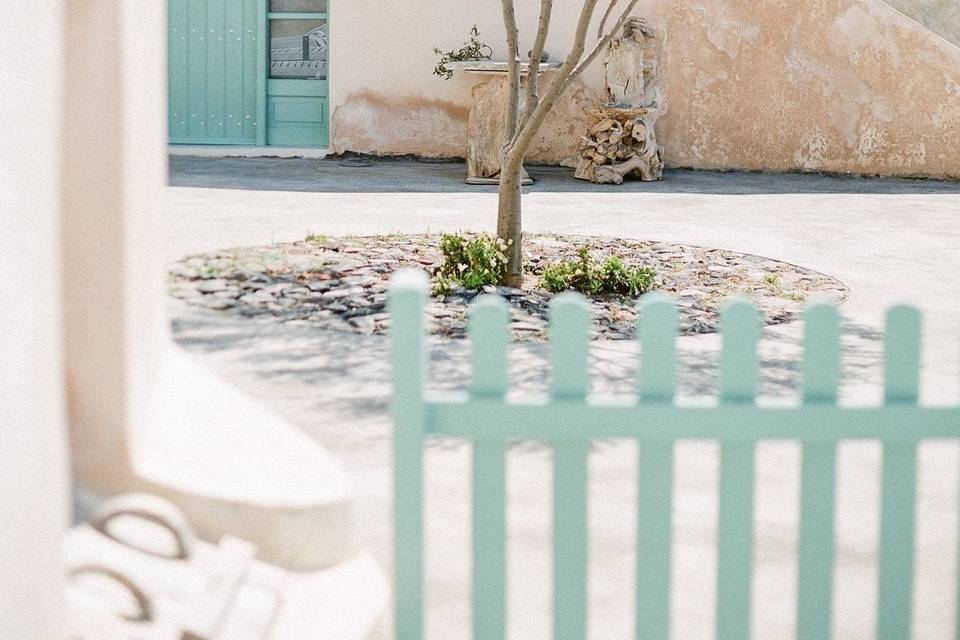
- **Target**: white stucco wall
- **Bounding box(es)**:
[0,3,69,639]
[329,0,960,178]
[63,0,169,493]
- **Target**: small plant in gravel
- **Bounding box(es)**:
[433,232,511,295]
[540,247,657,297]
[305,233,329,246]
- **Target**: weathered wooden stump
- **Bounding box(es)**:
[575,17,664,185]
[574,106,663,184]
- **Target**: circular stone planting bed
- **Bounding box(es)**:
[169,234,848,340]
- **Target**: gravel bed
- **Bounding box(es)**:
[168,234,848,340]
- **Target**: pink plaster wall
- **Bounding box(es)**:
[330,0,960,178]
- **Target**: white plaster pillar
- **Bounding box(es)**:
[0,2,70,638]
[62,0,168,493]
[59,0,356,572]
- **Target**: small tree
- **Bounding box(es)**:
[496,0,641,286]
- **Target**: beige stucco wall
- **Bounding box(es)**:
[884,0,960,45]
[329,0,960,178]
[327,1,603,159]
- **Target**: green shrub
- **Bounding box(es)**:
[305,233,329,247]
[540,247,656,297]
[433,233,511,295]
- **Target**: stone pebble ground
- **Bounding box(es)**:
[168,234,849,340]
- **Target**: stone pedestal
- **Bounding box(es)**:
[454,61,560,185]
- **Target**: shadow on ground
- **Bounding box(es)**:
[171,300,888,431]
[169,155,960,195]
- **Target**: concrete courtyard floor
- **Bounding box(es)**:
[167,157,960,640]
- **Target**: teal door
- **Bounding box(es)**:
[168,0,329,147]
[266,1,329,146]
[168,0,262,145]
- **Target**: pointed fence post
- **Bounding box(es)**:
[716,299,761,640]
[636,295,677,640]
[550,293,591,640]
[389,279,955,640]
[877,305,922,640]
[797,303,841,640]
[389,269,430,640]
[469,295,510,640]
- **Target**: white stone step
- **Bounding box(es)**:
[130,346,355,571]
[66,506,388,640]
[258,552,388,640]
[66,553,388,640]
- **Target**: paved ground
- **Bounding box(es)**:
[166,157,960,640]
[170,154,960,195]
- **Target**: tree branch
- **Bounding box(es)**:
[500,0,521,140]
[563,0,641,94]
[596,0,620,39]
[505,0,599,166]
[521,0,553,130]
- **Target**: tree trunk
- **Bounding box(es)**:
[494,0,641,287]
[496,149,524,287]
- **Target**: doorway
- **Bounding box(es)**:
[168,0,329,147]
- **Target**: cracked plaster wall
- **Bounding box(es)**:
[330,0,960,178]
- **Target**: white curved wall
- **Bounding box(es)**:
[0,2,69,639]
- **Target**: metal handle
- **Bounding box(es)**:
[69,565,154,623]
[91,493,197,561]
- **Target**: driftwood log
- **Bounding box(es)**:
[575,17,663,184]
[574,106,662,183]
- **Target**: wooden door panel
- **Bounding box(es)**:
[168,0,260,145]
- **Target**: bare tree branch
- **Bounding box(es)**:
[496,0,641,286]
[505,0,599,162]
[521,0,553,130]
[563,0,641,94]
[500,0,521,140]
[497,0,525,285]
[596,0,620,39]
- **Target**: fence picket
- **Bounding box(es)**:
[719,300,761,403]
[717,300,761,640]
[469,296,509,640]
[388,273,958,640]
[877,306,921,640]
[550,294,591,640]
[470,296,510,398]
[551,293,591,399]
[636,295,677,640]
[638,295,677,403]
[797,303,841,640]
[389,269,429,640]
[884,306,921,404]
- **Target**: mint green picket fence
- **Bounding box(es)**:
[388,269,960,640]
